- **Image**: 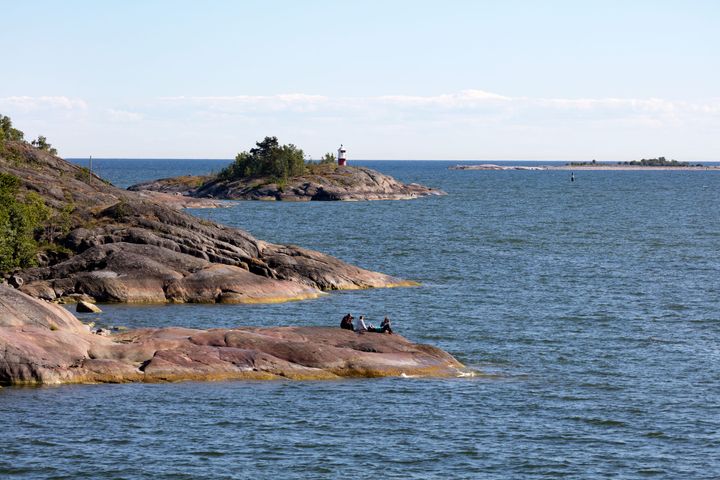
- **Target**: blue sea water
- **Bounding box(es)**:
[2,159,720,479]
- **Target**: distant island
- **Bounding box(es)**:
[130,136,445,202]
[568,157,705,167]
[450,157,718,172]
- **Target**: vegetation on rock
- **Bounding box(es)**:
[30,135,58,155]
[305,152,339,175]
[1,114,57,156]
[568,157,703,167]
[218,138,345,182]
[0,115,78,273]
[0,114,24,144]
[0,173,51,273]
[219,136,306,182]
[621,157,701,167]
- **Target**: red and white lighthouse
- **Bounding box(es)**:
[337,144,347,166]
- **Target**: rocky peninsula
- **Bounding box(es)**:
[0,285,465,385]
[1,139,414,305]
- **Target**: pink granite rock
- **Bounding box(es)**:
[0,286,465,386]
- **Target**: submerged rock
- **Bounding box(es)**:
[0,285,465,385]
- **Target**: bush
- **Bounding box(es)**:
[31,135,58,155]
[0,173,51,273]
[219,136,306,181]
[320,152,336,164]
[304,152,339,174]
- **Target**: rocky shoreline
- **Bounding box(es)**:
[129,165,446,201]
[0,138,461,388]
[2,142,414,305]
[0,285,466,385]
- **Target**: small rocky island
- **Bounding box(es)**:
[129,137,445,201]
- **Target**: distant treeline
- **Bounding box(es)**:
[621,157,702,167]
[568,157,703,167]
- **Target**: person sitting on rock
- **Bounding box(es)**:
[379,316,393,334]
[366,316,393,334]
[355,315,368,333]
[340,313,355,331]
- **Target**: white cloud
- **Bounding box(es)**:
[160,94,329,113]
[0,96,87,111]
[3,90,719,159]
[107,108,143,122]
[376,89,511,107]
[158,90,720,125]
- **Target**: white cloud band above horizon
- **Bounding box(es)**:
[1,90,719,160]
[159,90,720,116]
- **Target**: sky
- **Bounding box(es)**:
[1,0,719,160]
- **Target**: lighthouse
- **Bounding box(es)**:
[337,144,347,166]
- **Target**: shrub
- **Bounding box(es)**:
[305,152,339,175]
[31,135,58,155]
[320,152,336,164]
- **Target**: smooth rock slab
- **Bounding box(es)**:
[0,286,466,386]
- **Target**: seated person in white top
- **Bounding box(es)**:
[355,315,368,332]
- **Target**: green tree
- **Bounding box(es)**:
[0,173,51,273]
[0,114,24,142]
[31,135,58,155]
[0,114,25,155]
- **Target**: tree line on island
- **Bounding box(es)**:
[218,136,338,184]
[568,157,703,167]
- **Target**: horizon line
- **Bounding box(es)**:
[65,157,719,163]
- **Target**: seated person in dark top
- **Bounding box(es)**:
[340,313,355,331]
[379,316,393,334]
[367,316,393,334]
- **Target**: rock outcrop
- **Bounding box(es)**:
[76,301,102,313]
[0,285,465,385]
[129,165,446,201]
[1,142,413,304]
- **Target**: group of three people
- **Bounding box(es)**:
[340,313,393,334]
